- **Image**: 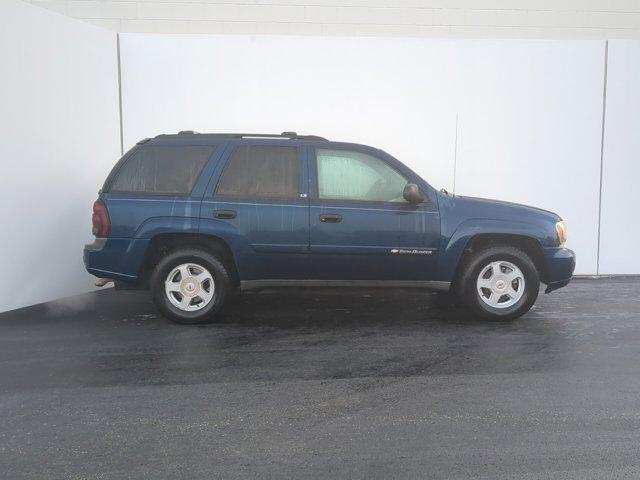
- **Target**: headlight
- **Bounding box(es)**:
[556,220,567,247]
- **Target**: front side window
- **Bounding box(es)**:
[316,149,408,203]
[109,145,214,195]
[215,145,299,200]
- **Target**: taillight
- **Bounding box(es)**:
[92,199,110,237]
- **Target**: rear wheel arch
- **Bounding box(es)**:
[451,233,547,292]
[140,233,240,287]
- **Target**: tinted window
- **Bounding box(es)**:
[109,145,214,195]
[215,145,299,200]
[316,149,408,203]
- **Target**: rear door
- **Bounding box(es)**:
[200,141,309,280]
[308,146,440,281]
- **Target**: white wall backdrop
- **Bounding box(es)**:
[119,34,606,274]
[0,1,120,312]
[599,40,640,274]
[119,35,461,193]
[454,41,605,275]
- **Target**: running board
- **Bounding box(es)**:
[240,280,451,292]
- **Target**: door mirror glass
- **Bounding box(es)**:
[402,183,425,204]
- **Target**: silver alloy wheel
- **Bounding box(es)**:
[476,260,525,309]
[164,263,215,312]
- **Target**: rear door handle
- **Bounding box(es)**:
[213,210,236,219]
[319,214,342,223]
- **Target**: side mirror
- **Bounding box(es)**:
[403,183,425,204]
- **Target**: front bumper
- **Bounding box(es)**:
[543,247,576,293]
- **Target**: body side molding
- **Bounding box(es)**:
[240,279,450,292]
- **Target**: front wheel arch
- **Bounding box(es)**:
[451,233,546,294]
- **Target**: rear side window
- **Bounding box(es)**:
[215,145,299,200]
[109,145,215,195]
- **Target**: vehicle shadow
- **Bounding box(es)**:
[0,288,567,391]
[217,287,533,330]
[193,288,567,381]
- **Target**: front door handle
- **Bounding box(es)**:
[319,214,342,223]
[213,210,236,219]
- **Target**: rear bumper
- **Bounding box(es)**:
[543,247,576,293]
[83,237,148,282]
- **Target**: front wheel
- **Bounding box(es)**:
[150,248,231,324]
[459,245,540,321]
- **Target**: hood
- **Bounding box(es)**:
[440,192,562,224]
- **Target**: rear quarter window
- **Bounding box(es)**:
[108,145,215,195]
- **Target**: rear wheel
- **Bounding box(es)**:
[459,245,540,321]
[150,248,231,324]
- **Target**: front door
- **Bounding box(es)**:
[308,147,440,281]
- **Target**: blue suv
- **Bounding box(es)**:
[84,131,575,324]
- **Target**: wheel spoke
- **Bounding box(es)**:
[200,278,215,300]
[493,262,506,275]
[179,265,191,280]
[482,263,496,280]
[179,295,191,309]
[166,282,181,293]
[192,289,212,309]
[478,264,496,283]
[195,272,212,284]
[477,278,493,289]
[504,270,520,282]
[486,292,500,307]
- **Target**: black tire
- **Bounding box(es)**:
[458,244,540,321]
[150,248,231,324]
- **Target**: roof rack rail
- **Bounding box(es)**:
[174,131,328,141]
